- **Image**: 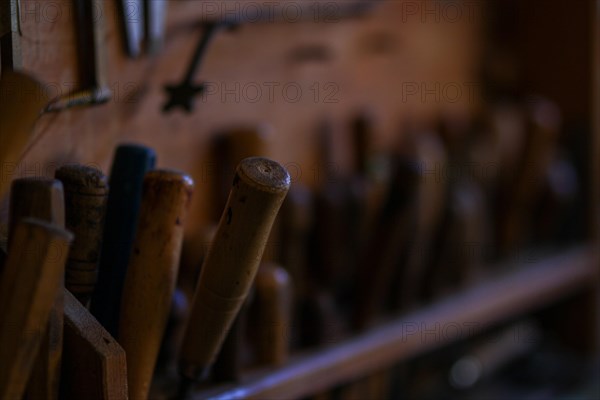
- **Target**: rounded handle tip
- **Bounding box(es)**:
[56,165,108,189]
[144,169,195,188]
[236,157,291,194]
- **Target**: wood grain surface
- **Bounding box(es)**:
[61,289,128,400]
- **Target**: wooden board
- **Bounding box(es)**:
[61,289,128,400]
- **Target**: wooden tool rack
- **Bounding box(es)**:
[0,0,598,399]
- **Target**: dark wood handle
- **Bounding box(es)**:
[119,170,193,399]
[180,157,290,381]
[91,143,156,338]
[8,178,65,244]
[253,263,292,366]
[0,219,72,399]
[56,165,108,307]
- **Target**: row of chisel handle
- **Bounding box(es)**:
[0,145,291,400]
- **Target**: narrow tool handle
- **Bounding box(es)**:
[180,157,290,381]
[279,184,313,301]
[91,143,156,338]
[9,178,65,400]
[119,170,193,399]
[0,219,72,400]
[56,165,108,307]
[213,126,268,221]
[253,263,292,366]
[8,178,65,244]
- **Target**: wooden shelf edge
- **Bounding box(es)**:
[196,246,600,400]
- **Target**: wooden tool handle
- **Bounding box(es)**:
[9,177,65,400]
[253,263,292,366]
[91,143,156,338]
[56,165,108,307]
[119,170,193,400]
[180,157,290,381]
[8,178,65,244]
[213,126,268,221]
[0,219,72,400]
[279,184,313,300]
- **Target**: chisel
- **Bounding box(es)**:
[352,158,419,330]
[424,180,487,300]
[500,98,561,253]
[212,126,269,221]
[55,165,108,307]
[177,157,290,398]
[91,143,156,337]
[9,178,65,400]
[278,184,313,305]
[145,0,167,55]
[311,121,352,294]
[251,263,292,366]
[45,0,111,111]
[397,131,448,308]
[118,170,193,400]
[120,0,144,58]
[0,219,72,400]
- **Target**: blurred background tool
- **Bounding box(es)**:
[44,0,110,112]
[177,157,290,398]
[352,158,420,331]
[55,165,108,308]
[0,219,71,400]
[9,178,65,400]
[250,263,292,367]
[120,0,144,58]
[146,0,167,55]
[119,170,193,400]
[91,144,156,338]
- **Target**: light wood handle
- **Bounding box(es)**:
[56,165,108,307]
[9,177,65,400]
[0,219,72,399]
[119,170,193,400]
[180,157,290,381]
[253,263,292,366]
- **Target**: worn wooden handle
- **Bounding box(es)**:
[0,219,72,399]
[91,143,156,338]
[180,157,290,381]
[119,170,194,399]
[9,177,66,400]
[56,165,108,307]
[9,178,65,244]
[253,263,292,366]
